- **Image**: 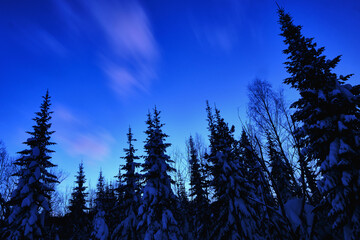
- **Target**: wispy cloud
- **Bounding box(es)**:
[14,0,159,98]
[68,131,114,162]
[192,24,238,52]
[52,0,159,98]
[52,0,83,35]
[55,105,82,124]
[16,24,68,57]
[88,0,157,61]
[86,0,158,98]
[189,0,251,52]
[104,64,147,96]
[36,29,67,56]
[53,105,115,162]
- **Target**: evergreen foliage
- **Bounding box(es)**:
[206,104,259,239]
[68,162,89,239]
[267,136,293,202]
[188,135,209,239]
[69,163,88,217]
[6,91,58,239]
[175,176,190,240]
[103,183,117,234]
[112,127,141,240]
[279,8,360,239]
[137,108,182,240]
[95,170,105,210]
[114,169,125,218]
[238,130,284,239]
[91,170,109,240]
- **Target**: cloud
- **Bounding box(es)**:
[85,0,159,97]
[104,65,145,96]
[68,132,113,162]
[193,24,238,52]
[88,0,158,61]
[52,0,83,35]
[53,105,115,162]
[15,24,67,57]
[51,0,159,97]
[55,105,82,124]
[35,29,67,56]
[188,0,250,52]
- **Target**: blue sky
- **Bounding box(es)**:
[1,0,359,190]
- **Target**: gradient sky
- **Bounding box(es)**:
[1,0,359,190]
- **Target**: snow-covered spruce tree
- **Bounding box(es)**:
[137,108,182,240]
[238,130,264,197]
[6,90,58,240]
[238,130,284,238]
[69,163,88,217]
[68,162,89,239]
[267,135,294,203]
[113,168,125,233]
[188,135,209,239]
[104,183,117,233]
[91,209,108,240]
[206,104,259,239]
[279,9,360,239]
[112,127,141,240]
[91,170,109,240]
[96,170,106,209]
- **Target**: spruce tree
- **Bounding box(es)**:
[137,108,182,240]
[104,183,117,232]
[91,170,108,240]
[91,209,108,240]
[68,162,89,239]
[113,168,125,234]
[206,104,259,239]
[95,170,105,210]
[112,127,141,240]
[238,130,284,239]
[6,91,58,239]
[188,135,209,239]
[174,175,190,240]
[238,130,263,197]
[69,163,88,217]
[267,136,293,203]
[279,8,360,239]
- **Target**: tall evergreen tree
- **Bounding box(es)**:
[112,127,141,240]
[113,168,125,234]
[206,104,259,239]
[114,169,124,205]
[68,162,89,239]
[6,91,58,239]
[91,170,108,240]
[69,163,88,217]
[238,130,285,239]
[174,175,190,240]
[137,108,182,240]
[188,135,209,239]
[95,170,105,210]
[267,135,293,203]
[104,183,117,233]
[238,130,263,196]
[279,8,360,239]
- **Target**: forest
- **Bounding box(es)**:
[1,8,360,240]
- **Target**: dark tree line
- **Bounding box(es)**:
[1,8,360,240]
